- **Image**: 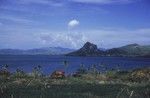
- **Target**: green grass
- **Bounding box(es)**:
[1,84,150,98]
[0,77,149,98]
[0,67,150,98]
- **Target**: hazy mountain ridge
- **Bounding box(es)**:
[0,42,150,57]
[0,47,74,55]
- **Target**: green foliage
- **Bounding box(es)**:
[0,64,149,98]
[0,82,149,98]
[31,66,43,78]
[12,69,27,79]
[128,68,150,83]
[0,64,10,80]
[106,71,116,78]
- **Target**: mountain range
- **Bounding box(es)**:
[0,42,150,57]
[67,42,150,57]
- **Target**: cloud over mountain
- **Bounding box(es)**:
[39,32,88,49]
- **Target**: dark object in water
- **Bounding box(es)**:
[51,70,65,79]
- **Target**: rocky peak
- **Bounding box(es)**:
[81,42,98,51]
[66,42,103,56]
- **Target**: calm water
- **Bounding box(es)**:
[0,55,150,74]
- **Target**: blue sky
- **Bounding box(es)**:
[0,0,150,49]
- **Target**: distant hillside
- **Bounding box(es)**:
[66,42,104,56]
[0,47,74,55]
[106,44,150,57]
[67,42,150,57]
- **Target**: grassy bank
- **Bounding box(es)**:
[0,66,150,98]
[0,78,150,98]
[1,83,149,98]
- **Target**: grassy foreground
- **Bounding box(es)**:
[0,67,150,98]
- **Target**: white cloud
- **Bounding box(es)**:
[14,28,150,49]
[83,28,150,48]
[38,32,88,49]
[20,0,51,4]
[1,26,150,49]
[71,0,135,4]
[12,0,64,7]
[68,19,80,28]
[0,15,34,24]
[11,0,133,5]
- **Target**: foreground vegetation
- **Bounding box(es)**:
[0,65,150,98]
